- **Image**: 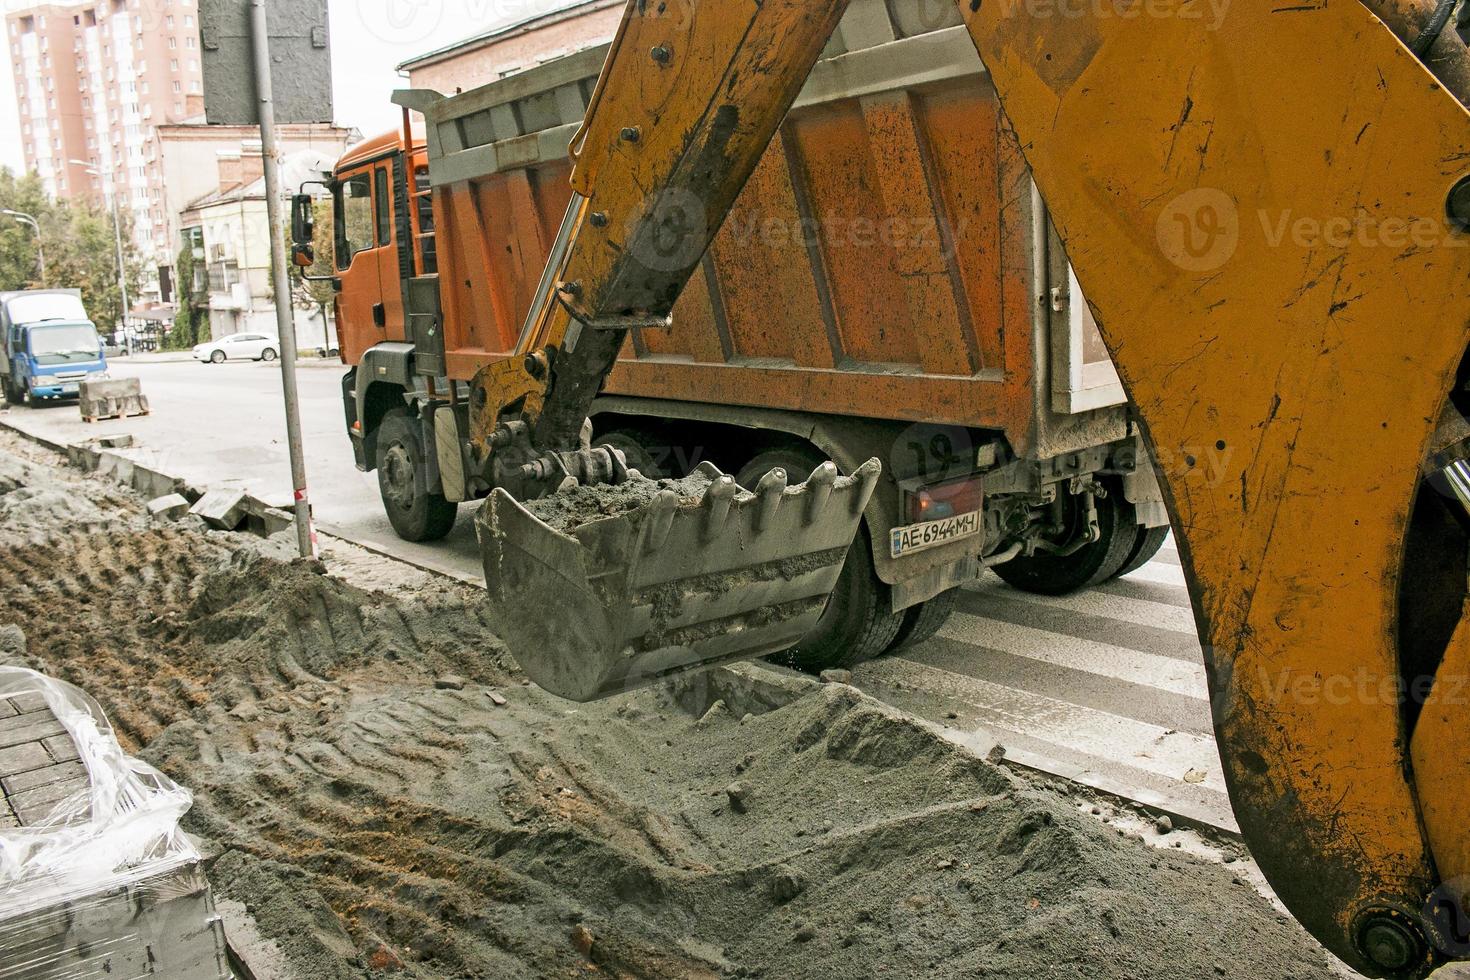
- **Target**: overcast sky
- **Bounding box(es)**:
[0,0,581,175]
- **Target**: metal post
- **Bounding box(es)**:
[109,189,129,353]
[249,0,316,559]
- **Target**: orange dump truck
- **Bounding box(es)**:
[318,0,1166,669]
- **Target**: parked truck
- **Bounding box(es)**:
[309,3,1167,670]
[0,290,107,405]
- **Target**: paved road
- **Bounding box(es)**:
[1,357,1229,828]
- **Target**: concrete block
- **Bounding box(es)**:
[190,488,248,530]
[97,434,134,450]
[147,493,191,521]
[132,464,183,500]
[80,377,149,422]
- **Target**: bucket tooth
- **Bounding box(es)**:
[754,468,787,531]
[700,476,738,542]
[851,458,882,515]
[803,462,838,526]
[643,490,680,554]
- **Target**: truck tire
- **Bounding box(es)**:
[376,408,458,543]
[1112,524,1170,580]
[3,377,20,406]
[737,448,903,672]
[993,480,1140,596]
[593,429,666,478]
[888,588,961,653]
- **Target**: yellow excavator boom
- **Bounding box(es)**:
[464,1,1470,974]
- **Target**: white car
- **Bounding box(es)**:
[193,333,279,364]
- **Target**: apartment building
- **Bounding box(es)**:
[8,0,205,305]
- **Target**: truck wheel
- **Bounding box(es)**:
[593,429,666,478]
[3,379,20,406]
[993,480,1140,596]
[376,408,457,543]
[1112,525,1170,580]
[888,588,961,653]
[737,448,904,672]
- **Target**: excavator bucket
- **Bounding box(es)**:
[475,459,881,702]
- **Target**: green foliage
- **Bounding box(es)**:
[164,243,206,351]
[281,197,336,319]
[0,167,145,333]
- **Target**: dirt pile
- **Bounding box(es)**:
[0,432,1340,980]
[524,470,715,534]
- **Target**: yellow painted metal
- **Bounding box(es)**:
[1412,617,1470,942]
[959,2,1470,971]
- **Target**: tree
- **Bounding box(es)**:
[276,197,336,329]
[165,243,207,351]
[0,166,145,334]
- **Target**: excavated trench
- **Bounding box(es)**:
[0,431,1340,979]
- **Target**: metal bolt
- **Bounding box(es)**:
[1355,911,1427,975]
[650,44,672,65]
[589,211,609,228]
[1447,174,1470,232]
[619,126,642,143]
[558,280,583,298]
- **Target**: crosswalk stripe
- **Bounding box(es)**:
[939,610,1209,700]
[987,578,1199,635]
[859,655,1227,793]
[1121,561,1188,588]
[908,637,1215,735]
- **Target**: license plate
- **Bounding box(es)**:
[890,510,982,558]
[61,384,78,394]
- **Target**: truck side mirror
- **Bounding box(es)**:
[290,193,315,246]
[292,242,316,268]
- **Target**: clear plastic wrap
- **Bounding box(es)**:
[0,667,226,979]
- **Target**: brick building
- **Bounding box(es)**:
[397,0,621,93]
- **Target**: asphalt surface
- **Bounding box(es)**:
[1,355,1227,828]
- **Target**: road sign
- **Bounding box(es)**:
[199,0,333,126]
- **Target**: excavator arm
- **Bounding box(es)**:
[465,1,1470,974]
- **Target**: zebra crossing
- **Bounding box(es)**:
[853,540,1239,831]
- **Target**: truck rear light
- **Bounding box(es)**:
[905,476,984,524]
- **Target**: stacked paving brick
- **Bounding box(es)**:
[0,674,230,980]
[0,691,89,829]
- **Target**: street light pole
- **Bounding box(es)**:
[249,0,316,559]
[69,160,130,350]
[2,210,45,286]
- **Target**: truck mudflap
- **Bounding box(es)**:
[476,459,881,702]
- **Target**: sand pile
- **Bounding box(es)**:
[0,432,1340,979]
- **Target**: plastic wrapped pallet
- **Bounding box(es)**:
[0,668,228,979]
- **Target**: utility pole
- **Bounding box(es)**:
[1,210,45,286]
[249,0,316,559]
